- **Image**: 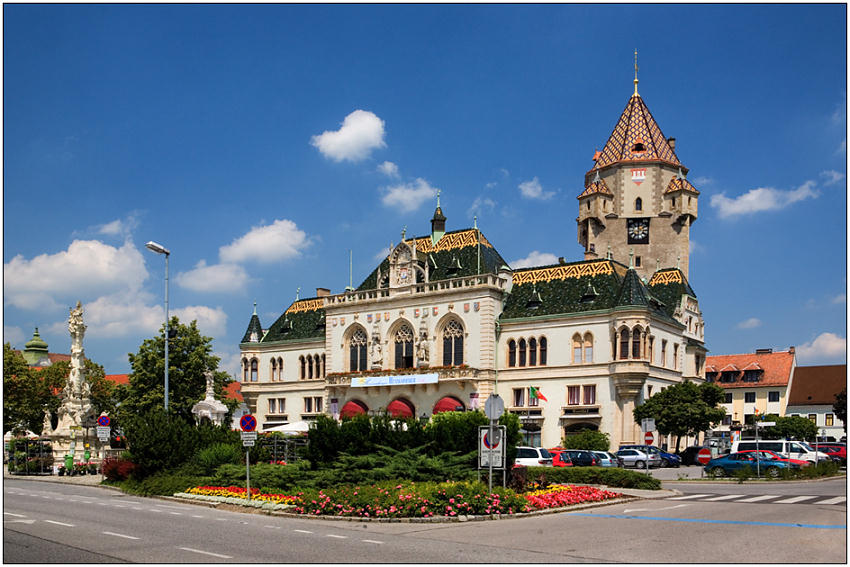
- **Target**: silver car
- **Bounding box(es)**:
[616,448,662,469]
[592,451,621,467]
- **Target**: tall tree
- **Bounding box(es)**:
[118,317,235,423]
[40,359,118,419]
[633,381,726,452]
[3,344,64,434]
[834,388,846,432]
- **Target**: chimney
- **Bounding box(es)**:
[316,287,330,297]
[667,137,676,151]
[755,348,773,355]
[789,346,795,355]
[558,257,566,265]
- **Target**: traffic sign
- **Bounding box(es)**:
[97,415,111,427]
[484,394,504,421]
[241,431,257,447]
[240,414,257,432]
[641,418,656,433]
[756,421,776,427]
[644,432,654,444]
[697,448,712,465]
[478,425,506,468]
[96,426,110,441]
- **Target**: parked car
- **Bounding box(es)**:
[816,436,838,443]
[548,448,573,467]
[704,451,800,478]
[737,449,810,468]
[619,444,667,468]
[814,444,846,465]
[564,449,598,466]
[616,448,661,469]
[658,449,681,468]
[731,439,830,463]
[678,446,703,466]
[592,451,620,467]
[514,446,553,467]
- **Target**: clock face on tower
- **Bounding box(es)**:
[627,218,650,244]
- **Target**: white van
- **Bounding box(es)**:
[731,439,829,463]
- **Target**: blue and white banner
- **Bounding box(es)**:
[350,373,439,388]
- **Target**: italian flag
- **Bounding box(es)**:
[530,386,548,403]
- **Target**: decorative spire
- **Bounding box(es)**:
[607,245,612,260]
[253,302,257,315]
[436,189,441,209]
[677,254,681,269]
[473,215,478,229]
[656,258,660,272]
[296,287,301,300]
[633,48,639,96]
[629,248,635,268]
[401,226,407,241]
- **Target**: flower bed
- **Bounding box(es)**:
[177,481,621,518]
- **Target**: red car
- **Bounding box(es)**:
[548,448,573,467]
[815,444,846,464]
[739,449,810,467]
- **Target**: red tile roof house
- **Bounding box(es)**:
[705,348,797,437]
[785,365,847,441]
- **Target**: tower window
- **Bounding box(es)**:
[632,142,646,153]
[635,197,642,212]
[635,256,641,267]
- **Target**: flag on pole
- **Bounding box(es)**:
[529,386,547,403]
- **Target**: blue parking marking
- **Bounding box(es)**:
[568,512,845,530]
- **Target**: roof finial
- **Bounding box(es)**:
[633,48,639,96]
[676,254,681,269]
[296,287,301,300]
[436,189,441,209]
[607,245,612,260]
[253,301,257,315]
[473,215,478,230]
[656,258,660,272]
[401,225,407,241]
[629,248,635,268]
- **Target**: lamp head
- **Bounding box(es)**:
[145,241,170,255]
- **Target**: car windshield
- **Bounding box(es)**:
[539,449,552,459]
[795,443,812,452]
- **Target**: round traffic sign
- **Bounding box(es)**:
[644,431,654,444]
[240,414,257,432]
[697,448,712,465]
[483,429,502,449]
[97,415,111,427]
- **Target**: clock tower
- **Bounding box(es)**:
[577,67,699,280]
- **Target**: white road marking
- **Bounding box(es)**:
[169,512,182,515]
[773,495,818,504]
[704,494,744,501]
[362,539,383,544]
[735,494,779,503]
[623,504,688,514]
[191,515,204,518]
[41,495,52,499]
[668,494,711,500]
[817,496,847,505]
[263,525,281,529]
[178,547,232,559]
[103,531,139,540]
[326,534,347,539]
[132,507,143,511]
[294,529,313,534]
[149,509,162,513]
[4,512,27,518]
[6,519,37,524]
[216,518,228,521]
[44,520,75,527]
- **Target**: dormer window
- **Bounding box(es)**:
[706,371,717,382]
[743,369,763,382]
[631,141,646,154]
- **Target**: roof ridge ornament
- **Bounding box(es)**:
[633,48,639,97]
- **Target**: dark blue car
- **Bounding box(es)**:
[704,451,799,478]
[658,449,681,468]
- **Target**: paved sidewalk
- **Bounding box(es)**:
[4,466,105,487]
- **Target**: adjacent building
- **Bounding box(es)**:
[785,364,846,440]
[239,77,707,449]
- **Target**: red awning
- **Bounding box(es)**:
[340,400,368,418]
[386,399,414,418]
[433,396,465,414]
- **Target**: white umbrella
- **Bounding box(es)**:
[263,421,311,435]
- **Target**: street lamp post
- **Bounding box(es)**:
[145,241,170,411]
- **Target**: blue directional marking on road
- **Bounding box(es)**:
[568,512,846,530]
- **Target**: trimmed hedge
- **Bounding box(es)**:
[523,466,662,490]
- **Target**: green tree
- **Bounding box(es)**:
[633,381,726,452]
[760,415,819,441]
[834,388,846,431]
[118,317,234,422]
[4,344,48,434]
[39,359,118,419]
[561,429,610,451]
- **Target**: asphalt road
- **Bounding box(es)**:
[4,477,846,563]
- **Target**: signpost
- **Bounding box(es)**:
[697,448,712,465]
[483,394,505,493]
[240,415,257,500]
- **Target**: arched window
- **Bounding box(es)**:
[279,357,284,379]
[648,337,655,364]
[518,339,527,367]
[583,332,593,363]
[307,355,314,379]
[250,358,258,382]
[572,334,582,363]
[321,354,326,377]
[349,328,368,372]
[632,327,642,359]
[299,356,306,380]
[508,340,517,367]
[315,354,322,378]
[270,358,277,381]
[442,319,464,366]
[394,324,414,369]
[529,338,537,366]
[242,358,249,381]
[539,337,547,366]
[619,329,629,360]
[635,197,643,211]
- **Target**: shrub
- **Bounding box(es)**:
[527,466,662,490]
[195,443,242,474]
[121,409,200,479]
[560,430,611,452]
[119,471,214,496]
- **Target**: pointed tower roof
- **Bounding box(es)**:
[665,173,700,194]
[614,268,652,307]
[22,328,50,366]
[577,171,614,198]
[241,303,263,343]
[593,93,680,170]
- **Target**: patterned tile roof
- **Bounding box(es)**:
[705,350,795,389]
[787,365,846,406]
[665,175,700,195]
[594,94,680,169]
[577,176,614,199]
[241,312,263,344]
[647,268,696,318]
[262,298,326,343]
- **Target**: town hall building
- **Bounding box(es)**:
[238,76,707,449]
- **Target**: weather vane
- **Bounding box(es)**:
[634,49,639,95]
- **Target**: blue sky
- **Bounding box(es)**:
[4,4,847,377]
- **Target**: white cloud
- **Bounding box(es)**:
[173,305,228,338]
[219,219,310,264]
[511,251,560,269]
[820,170,845,186]
[736,318,762,329]
[689,239,705,254]
[833,293,846,304]
[710,181,818,219]
[377,161,399,178]
[467,196,496,219]
[4,239,148,310]
[837,139,846,154]
[485,182,497,189]
[4,326,26,348]
[215,348,244,382]
[692,176,712,186]
[373,247,391,262]
[797,332,847,364]
[176,260,249,293]
[518,177,554,200]
[310,109,387,162]
[381,178,438,213]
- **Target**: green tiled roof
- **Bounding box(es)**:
[647,268,696,318]
[261,298,326,343]
[356,229,509,291]
[241,313,263,343]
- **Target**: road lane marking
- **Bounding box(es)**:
[44,520,75,527]
[149,509,162,513]
[773,495,818,504]
[326,534,347,539]
[263,525,281,529]
[294,529,313,534]
[169,512,182,515]
[362,539,383,544]
[569,512,846,530]
[191,515,204,518]
[668,494,711,500]
[817,496,847,505]
[704,494,744,501]
[4,513,27,518]
[103,531,139,540]
[623,504,687,514]
[6,519,37,524]
[178,547,232,559]
[736,494,779,503]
